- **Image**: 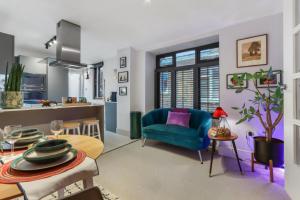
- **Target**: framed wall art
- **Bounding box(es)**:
[226,73,248,89]
[120,57,127,68]
[256,70,282,88]
[119,87,127,96]
[236,34,268,68]
[118,71,128,83]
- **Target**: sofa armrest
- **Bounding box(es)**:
[197,118,212,138]
[142,110,155,127]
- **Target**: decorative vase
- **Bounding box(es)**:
[0,91,23,109]
[254,136,284,167]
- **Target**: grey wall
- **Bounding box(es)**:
[18,55,47,74]
[0,32,14,74]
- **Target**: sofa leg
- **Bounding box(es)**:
[142,138,147,147]
[198,150,203,164]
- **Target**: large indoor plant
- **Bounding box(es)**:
[1,63,25,109]
[231,67,284,167]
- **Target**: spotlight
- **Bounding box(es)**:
[45,36,57,49]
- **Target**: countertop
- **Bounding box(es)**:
[0,104,104,113]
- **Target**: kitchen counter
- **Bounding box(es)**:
[0,104,104,113]
[0,104,105,141]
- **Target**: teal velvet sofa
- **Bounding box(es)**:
[141,108,212,163]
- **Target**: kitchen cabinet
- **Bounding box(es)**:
[0,32,14,74]
[105,101,117,132]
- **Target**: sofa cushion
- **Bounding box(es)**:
[166,111,191,128]
[143,124,198,138]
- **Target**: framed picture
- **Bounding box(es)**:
[236,34,268,68]
[120,57,127,68]
[226,73,248,89]
[118,71,128,83]
[256,70,282,88]
[119,87,127,96]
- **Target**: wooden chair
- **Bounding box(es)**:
[60,186,103,200]
[82,120,101,140]
[63,121,81,135]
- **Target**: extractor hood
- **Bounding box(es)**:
[49,20,87,69]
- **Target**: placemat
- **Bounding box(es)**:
[0,149,27,156]
[0,150,86,183]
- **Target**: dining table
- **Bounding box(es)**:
[0,135,104,200]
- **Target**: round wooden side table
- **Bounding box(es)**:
[208,130,243,177]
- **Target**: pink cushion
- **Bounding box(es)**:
[166,111,191,128]
[171,108,189,113]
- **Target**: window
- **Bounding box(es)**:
[176,50,195,67]
[94,62,104,99]
[156,43,219,112]
[200,65,220,112]
[176,69,194,108]
[159,56,173,67]
[200,48,219,61]
[159,72,172,108]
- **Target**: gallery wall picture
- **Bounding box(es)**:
[236,34,268,68]
[256,70,282,88]
[120,57,127,68]
[118,71,129,83]
[226,73,248,89]
[119,87,127,96]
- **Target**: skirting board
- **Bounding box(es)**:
[116,128,130,137]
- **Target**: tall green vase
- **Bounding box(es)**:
[0,91,23,109]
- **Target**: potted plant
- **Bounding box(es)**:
[1,63,25,109]
[231,67,284,167]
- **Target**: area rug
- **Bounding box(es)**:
[14,182,120,200]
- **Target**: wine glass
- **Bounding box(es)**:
[4,125,22,156]
[50,120,63,139]
[0,128,4,153]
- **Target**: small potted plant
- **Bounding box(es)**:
[231,67,284,167]
[1,63,25,109]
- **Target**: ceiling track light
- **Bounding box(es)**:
[45,36,57,49]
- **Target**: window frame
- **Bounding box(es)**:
[155,42,219,111]
[93,62,104,99]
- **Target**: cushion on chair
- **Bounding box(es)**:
[171,108,189,113]
[143,124,198,138]
[166,111,191,128]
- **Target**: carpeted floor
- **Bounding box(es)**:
[103,132,136,153]
[95,140,291,200]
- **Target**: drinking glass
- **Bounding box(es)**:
[4,125,22,156]
[50,120,64,139]
[0,129,4,153]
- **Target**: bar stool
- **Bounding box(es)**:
[63,121,81,135]
[82,119,101,140]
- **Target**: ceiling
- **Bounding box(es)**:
[0,0,282,63]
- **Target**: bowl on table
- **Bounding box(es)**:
[34,139,68,152]
[11,128,39,138]
[23,144,72,164]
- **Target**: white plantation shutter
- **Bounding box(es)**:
[159,72,172,108]
[156,43,220,111]
[176,69,194,108]
[200,65,220,112]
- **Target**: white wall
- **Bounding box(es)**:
[218,13,283,159]
[144,52,156,112]
[116,47,134,134]
[84,57,117,104]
